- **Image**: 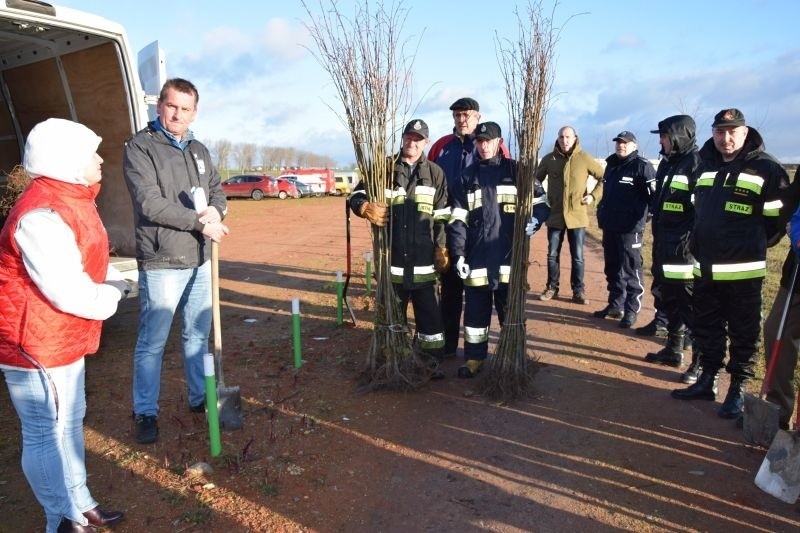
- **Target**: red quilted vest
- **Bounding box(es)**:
[0,178,108,368]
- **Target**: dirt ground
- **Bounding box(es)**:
[1,196,799,532]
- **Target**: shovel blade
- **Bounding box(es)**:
[217,385,243,431]
[754,429,800,504]
[743,392,781,447]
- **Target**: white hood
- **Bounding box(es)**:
[23,118,102,185]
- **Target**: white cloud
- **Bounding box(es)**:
[262,18,310,60]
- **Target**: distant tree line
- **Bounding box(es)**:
[205,139,337,172]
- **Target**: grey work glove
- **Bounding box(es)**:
[105,280,132,300]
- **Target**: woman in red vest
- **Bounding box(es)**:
[0,119,128,532]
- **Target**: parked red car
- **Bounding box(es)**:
[221,174,298,200]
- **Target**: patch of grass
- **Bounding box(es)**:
[255,479,280,497]
[160,489,186,507]
[178,507,211,526]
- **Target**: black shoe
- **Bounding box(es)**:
[635,319,668,338]
[539,287,558,301]
[619,312,637,329]
[680,361,701,384]
[572,292,586,305]
[718,377,746,419]
[671,371,718,401]
[57,518,94,533]
[593,306,623,319]
[644,332,684,367]
[190,400,206,413]
[84,506,124,527]
[135,414,159,444]
[644,349,683,367]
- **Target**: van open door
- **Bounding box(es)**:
[137,40,166,121]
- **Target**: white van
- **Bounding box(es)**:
[0,0,164,272]
[279,173,325,197]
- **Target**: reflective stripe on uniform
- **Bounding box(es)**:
[449,207,468,224]
[662,263,694,280]
[464,267,488,287]
[415,185,435,214]
[711,260,766,280]
[390,264,437,283]
[696,171,716,188]
[763,199,783,217]
[736,172,764,194]
[385,187,407,205]
[464,325,489,344]
[499,264,511,283]
[417,331,445,349]
[433,207,451,221]
[468,190,483,211]
[496,184,517,204]
[694,260,767,280]
[669,174,690,191]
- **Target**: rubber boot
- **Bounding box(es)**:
[718,376,747,419]
[683,333,693,352]
[644,332,684,367]
[671,369,718,400]
[680,349,701,384]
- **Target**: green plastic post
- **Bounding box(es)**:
[336,270,343,325]
[292,298,302,368]
[203,354,222,456]
[365,251,372,295]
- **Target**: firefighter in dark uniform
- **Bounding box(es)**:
[448,122,549,378]
[594,131,656,328]
[672,108,788,421]
[643,115,701,379]
[349,119,450,378]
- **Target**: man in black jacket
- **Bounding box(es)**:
[594,131,656,328]
[124,78,229,445]
[642,115,701,380]
[671,109,788,421]
[350,119,449,378]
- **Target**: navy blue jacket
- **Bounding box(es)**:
[597,150,655,234]
[448,155,547,290]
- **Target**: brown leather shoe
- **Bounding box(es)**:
[57,518,94,532]
[83,506,124,527]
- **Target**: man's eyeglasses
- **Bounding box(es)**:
[452,111,476,120]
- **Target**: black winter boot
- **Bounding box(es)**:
[718,376,747,419]
[680,349,702,384]
[644,332,684,367]
[683,333,693,351]
[671,369,718,400]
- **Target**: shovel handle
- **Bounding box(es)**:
[211,240,225,387]
[761,261,800,396]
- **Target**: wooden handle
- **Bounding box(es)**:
[211,241,224,385]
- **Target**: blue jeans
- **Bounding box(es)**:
[3,359,95,532]
[546,227,585,294]
[133,261,212,416]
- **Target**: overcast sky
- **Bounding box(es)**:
[59,0,800,164]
